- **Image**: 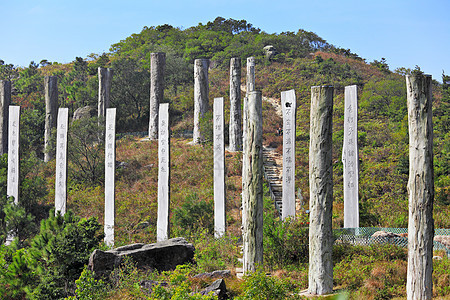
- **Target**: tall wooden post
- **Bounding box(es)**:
[44,76,58,162]
[193,59,209,144]
[0,80,11,155]
[98,67,113,119]
[149,52,166,140]
[242,91,263,274]
[406,74,434,300]
[229,57,242,151]
[308,86,334,295]
[246,57,256,94]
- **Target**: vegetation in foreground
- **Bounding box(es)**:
[0,16,449,298]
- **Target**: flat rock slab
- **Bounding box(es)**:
[89,237,195,278]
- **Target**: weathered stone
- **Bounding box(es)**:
[242,91,263,274]
[229,57,242,151]
[281,89,296,220]
[371,231,402,238]
[434,235,450,248]
[55,108,68,215]
[199,279,228,299]
[149,52,165,140]
[72,106,96,121]
[105,108,116,246]
[406,74,434,300]
[193,59,209,144]
[263,45,278,60]
[343,85,359,228]
[98,67,113,118]
[0,80,11,155]
[214,97,226,237]
[88,237,195,278]
[308,86,333,295]
[44,76,58,162]
[193,270,232,279]
[157,103,170,242]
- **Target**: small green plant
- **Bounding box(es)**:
[172,193,214,237]
[236,267,291,300]
[66,267,108,300]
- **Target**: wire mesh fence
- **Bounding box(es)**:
[334,227,450,257]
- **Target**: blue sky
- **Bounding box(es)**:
[1,0,449,82]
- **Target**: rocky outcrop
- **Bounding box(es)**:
[72,105,96,121]
[193,270,231,279]
[199,279,228,299]
[88,237,195,278]
[371,231,403,238]
[434,235,450,248]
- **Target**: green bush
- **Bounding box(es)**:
[236,267,292,300]
[172,193,214,237]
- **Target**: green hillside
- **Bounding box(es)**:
[0,17,449,299]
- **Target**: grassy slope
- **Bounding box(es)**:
[36,52,450,298]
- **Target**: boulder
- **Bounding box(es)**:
[371,231,403,238]
[193,270,232,280]
[199,279,228,299]
[263,45,278,60]
[73,105,96,121]
[434,235,450,248]
[89,237,195,278]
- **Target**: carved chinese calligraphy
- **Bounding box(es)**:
[281,89,296,220]
[343,85,359,228]
[55,108,68,215]
[7,106,20,205]
[105,108,116,246]
[157,103,170,242]
[214,97,226,237]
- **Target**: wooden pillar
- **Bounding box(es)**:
[308,86,334,295]
[229,57,242,151]
[44,76,58,162]
[0,81,11,155]
[193,59,209,144]
[98,67,113,119]
[149,52,166,140]
[246,57,256,94]
[406,74,434,300]
[242,90,263,274]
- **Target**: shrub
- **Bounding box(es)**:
[172,193,214,237]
